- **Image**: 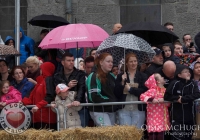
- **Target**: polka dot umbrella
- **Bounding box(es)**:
[97,33,155,66]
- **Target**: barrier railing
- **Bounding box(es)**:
[19,99,200,133]
[26,105,59,131]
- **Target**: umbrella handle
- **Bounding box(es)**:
[124,79,127,86]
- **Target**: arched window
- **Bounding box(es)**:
[0,0,27,41]
[120,0,161,25]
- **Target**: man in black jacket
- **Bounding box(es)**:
[145,48,163,77]
[54,52,86,106]
[54,52,86,127]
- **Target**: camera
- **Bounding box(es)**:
[189,42,194,48]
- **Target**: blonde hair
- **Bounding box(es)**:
[25,56,40,65]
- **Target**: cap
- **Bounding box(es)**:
[56,84,69,94]
[153,48,162,55]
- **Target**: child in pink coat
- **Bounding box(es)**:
[140,73,170,140]
[0,80,22,107]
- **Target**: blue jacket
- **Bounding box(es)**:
[5,36,15,45]
[69,48,84,59]
[19,27,35,64]
[11,77,35,98]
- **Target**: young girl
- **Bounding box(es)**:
[51,83,82,130]
[140,73,170,140]
[162,43,180,64]
[0,80,22,107]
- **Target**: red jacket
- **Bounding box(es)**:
[1,86,22,105]
[22,62,56,123]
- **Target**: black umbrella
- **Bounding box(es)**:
[28,14,70,28]
[116,22,179,46]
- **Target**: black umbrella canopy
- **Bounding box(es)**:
[28,14,70,28]
[116,22,179,46]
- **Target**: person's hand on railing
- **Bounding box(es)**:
[71,101,80,106]
[152,99,159,103]
[157,98,164,102]
[51,103,56,108]
[31,106,39,113]
[66,103,72,108]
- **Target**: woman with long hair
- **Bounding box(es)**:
[114,53,148,128]
[11,66,34,98]
[86,53,117,126]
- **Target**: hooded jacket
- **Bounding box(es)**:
[4,36,15,69]
[1,86,22,105]
[162,43,180,64]
[11,77,35,98]
[19,27,35,64]
[140,74,170,132]
[4,36,15,45]
[22,62,56,123]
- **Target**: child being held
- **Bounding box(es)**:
[140,73,170,140]
[164,64,200,140]
[0,80,22,107]
[51,84,82,130]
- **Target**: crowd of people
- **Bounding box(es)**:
[0,22,200,140]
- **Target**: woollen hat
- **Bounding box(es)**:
[56,84,69,94]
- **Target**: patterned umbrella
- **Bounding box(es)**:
[0,45,21,57]
[97,33,155,65]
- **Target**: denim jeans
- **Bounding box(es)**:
[117,109,145,129]
[90,112,115,126]
[78,107,90,127]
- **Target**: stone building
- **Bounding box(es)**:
[0,0,200,45]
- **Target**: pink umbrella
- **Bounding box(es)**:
[39,23,109,49]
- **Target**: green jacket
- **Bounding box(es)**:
[86,72,117,112]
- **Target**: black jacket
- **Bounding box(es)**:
[114,71,148,111]
[54,67,86,103]
[44,76,56,104]
[144,63,162,77]
[164,77,200,123]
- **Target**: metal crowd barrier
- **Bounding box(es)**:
[26,104,59,131]
[24,99,200,132]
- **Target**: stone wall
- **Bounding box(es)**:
[1,0,200,45]
[0,0,27,41]
[71,0,120,35]
[26,0,119,42]
[161,0,200,42]
[26,0,66,42]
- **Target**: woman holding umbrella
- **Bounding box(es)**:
[86,53,117,126]
[114,53,148,128]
